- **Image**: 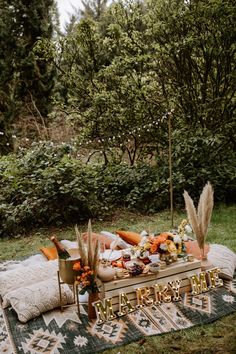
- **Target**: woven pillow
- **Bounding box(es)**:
[0,260,58,308]
[40,247,58,260]
[115,230,142,246]
[5,276,74,323]
[207,244,236,280]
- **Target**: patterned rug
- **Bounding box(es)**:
[1,280,236,354]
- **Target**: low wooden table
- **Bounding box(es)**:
[100,258,201,311]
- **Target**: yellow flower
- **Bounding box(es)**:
[166,240,177,253]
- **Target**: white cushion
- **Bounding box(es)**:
[0,254,47,272]
[4,276,74,323]
[208,244,236,280]
[0,260,58,307]
[61,240,78,249]
[100,231,130,249]
[21,254,47,266]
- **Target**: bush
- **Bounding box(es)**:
[0,143,170,237]
[0,139,235,237]
[0,143,92,236]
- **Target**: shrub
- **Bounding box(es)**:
[0,139,235,237]
[0,143,170,237]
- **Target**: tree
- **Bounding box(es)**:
[80,0,110,21]
[0,0,56,154]
[54,1,168,165]
[147,0,236,131]
[146,0,236,199]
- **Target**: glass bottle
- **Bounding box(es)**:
[50,236,70,259]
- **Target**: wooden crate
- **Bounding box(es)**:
[100,258,201,311]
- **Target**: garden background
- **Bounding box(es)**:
[0,1,236,353]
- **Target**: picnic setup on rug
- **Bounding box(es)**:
[0,183,236,354]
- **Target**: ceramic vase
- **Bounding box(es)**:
[88,292,100,320]
[97,264,116,282]
[200,247,212,270]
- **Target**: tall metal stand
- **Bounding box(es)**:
[57,270,80,317]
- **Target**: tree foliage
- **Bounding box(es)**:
[80,0,109,21]
[0,0,56,154]
[0,0,235,219]
[53,0,235,168]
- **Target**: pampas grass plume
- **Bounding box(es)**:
[75,220,99,274]
[183,182,214,256]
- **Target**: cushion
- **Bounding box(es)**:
[82,232,112,249]
[115,230,142,246]
[185,240,236,280]
[184,240,210,259]
[100,231,130,249]
[0,254,47,272]
[40,247,58,260]
[0,260,58,308]
[207,244,236,280]
[61,240,78,249]
[4,276,74,323]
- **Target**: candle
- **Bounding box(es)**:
[187,254,194,262]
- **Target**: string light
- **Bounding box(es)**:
[7,111,172,154]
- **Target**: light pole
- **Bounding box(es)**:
[168,110,174,228]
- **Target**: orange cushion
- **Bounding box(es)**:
[82,232,112,249]
[115,230,141,246]
[184,240,210,259]
[40,247,58,260]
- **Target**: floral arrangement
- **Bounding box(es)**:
[129,220,192,262]
[149,232,183,256]
[73,261,98,295]
[130,243,150,259]
[178,219,192,240]
[73,220,100,295]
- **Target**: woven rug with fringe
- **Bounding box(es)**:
[0,275,236,354]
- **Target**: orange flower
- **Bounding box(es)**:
[156,233,169,243]
[149,233,172,254]
[84,266,90,271]
[150,243,158,253]
[73,261,81,271]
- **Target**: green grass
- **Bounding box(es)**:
[0,204,236,353]
[1,204,235,260]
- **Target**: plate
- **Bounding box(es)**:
[124,259,144,269]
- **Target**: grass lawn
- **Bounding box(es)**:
[0,204,236,353]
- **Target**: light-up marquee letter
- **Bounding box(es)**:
[189,272,209,295]
[153,284,171,305]
[207,268,224,288]
[93,298,116,324]
[136,287,154,307]
[117,293,135,316]
[168,280,182,301]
